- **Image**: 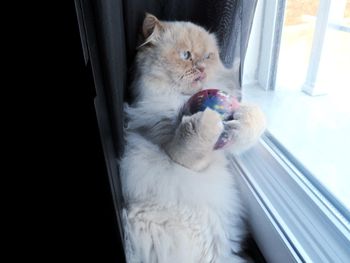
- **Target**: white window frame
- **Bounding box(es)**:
[238,0,350,262]
[302,0,349,95]
[252,0,350,94]
[231,134,350,263]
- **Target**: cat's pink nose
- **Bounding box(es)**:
[196,64,206,72]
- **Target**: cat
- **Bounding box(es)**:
[120,14,266,263]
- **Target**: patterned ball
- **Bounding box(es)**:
[183,89,240,150]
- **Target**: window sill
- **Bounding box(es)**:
[230,134,350,263]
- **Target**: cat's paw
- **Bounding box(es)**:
[181,108,223,145]
[195,108,224,144]
[167,109,223,171]
[224,104,266,152]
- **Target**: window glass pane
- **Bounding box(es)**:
[243,0,350,212]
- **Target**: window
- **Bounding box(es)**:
[237,0,350,262]
[244,0,350,214]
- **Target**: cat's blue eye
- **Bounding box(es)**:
[180,51,191,60]
[205,53,212,59]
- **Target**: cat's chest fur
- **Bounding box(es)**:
[123,82,238,208]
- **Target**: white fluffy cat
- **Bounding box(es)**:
[120,14,266,263]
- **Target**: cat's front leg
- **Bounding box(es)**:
[225,104,266,154]
[165,108,223,171]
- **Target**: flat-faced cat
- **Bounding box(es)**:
[121,14,266,263]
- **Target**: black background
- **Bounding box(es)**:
[9,1,125,262]
[48,2,125,261]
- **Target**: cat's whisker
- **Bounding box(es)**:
[178,74,185,80]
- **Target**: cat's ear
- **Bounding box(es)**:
[138,13,164,48]
[142,13,163,38]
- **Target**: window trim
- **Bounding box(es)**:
[264,133,350,225]
[302,0,332,96]
[230,134,350,263]
[252,0,350,96]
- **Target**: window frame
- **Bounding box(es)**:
[239,1,350,261]
[231,134,350,263]
[253,0,350,94]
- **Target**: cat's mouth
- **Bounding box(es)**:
[192,72,206,83]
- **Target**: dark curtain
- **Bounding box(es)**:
[122,0,257,83]
[75,0,257,253]
[123,0,257,67]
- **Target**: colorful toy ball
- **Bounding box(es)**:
[182,89,240,150]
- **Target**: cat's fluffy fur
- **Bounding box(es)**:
[121,14,266,263]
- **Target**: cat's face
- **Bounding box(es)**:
[139,14,222,95]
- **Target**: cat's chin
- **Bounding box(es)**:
[192,79,203,87]
[188,75,206,93]
[181,82,203,95]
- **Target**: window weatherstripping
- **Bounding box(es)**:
[231,135,350,263]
